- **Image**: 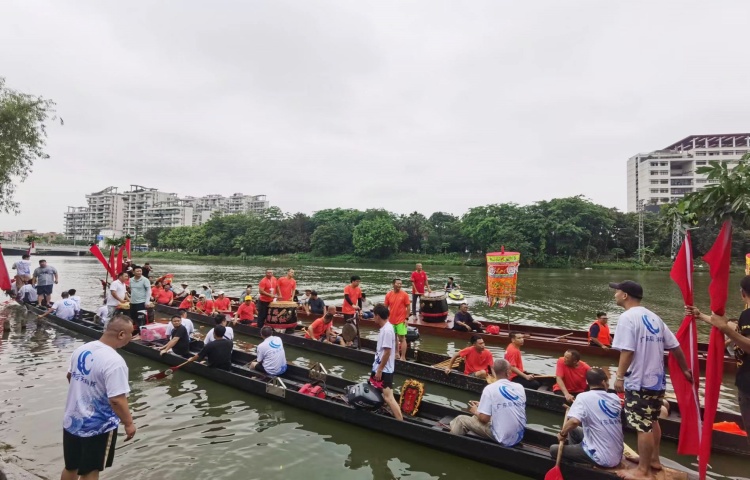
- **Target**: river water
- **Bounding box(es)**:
[1,256,748,479]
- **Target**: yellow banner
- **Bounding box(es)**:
[486,251,520,307]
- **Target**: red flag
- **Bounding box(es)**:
[109,246,116,280]
[89,244,114,277]
[116,245,125,275]
[0,244,12,291]
[125,237,132,260]
[699,221,732,479]
[667,231,702,455]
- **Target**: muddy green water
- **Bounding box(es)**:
[1,257,748,479]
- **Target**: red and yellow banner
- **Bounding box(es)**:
[746,253,750,275]
[486,250,520,307]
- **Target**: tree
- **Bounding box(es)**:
[353,218,403,258]
[680,155,750,225]
[0,77,60,214]
[310,223,353,256]
[610,247,625,262]
[24,234,41,244]
[397,212,431,253]
[144,227,171,248]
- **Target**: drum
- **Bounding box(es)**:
[267,301,299,329]
[420,292,448,323]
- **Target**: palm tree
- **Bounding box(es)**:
[680,153,750,224]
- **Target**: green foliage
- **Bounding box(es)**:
[680,154,750,224]
[143,227,170,248]
[353,218,404,258]
[311,222,353,256]
[0,77,60,214]
[24,234,41,244]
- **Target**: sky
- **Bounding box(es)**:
[2,0,750,232]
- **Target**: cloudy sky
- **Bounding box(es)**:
[2,1,749,232]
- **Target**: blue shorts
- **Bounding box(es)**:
[36,284,53,296]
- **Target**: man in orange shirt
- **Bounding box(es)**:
[444,336,495,379]
[277,269,297,302]
[234,295,257,324]
[410,263,431,317]
[304,313,345,345]
[505,332,541,390]
[195,294,214,315]
[178,290,195,310]
[385,278,411,360]
[553,349,591,403]
[213,291,232,315]
[257,269,278,329]
[155,284,174,305]
[342,275,362,321]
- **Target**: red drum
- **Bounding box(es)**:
[420,292,448,323]
[266,301,298,329]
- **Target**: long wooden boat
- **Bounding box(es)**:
[25,305,694,480]
[157,304,750,457]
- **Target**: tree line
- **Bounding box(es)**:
[143,195,750,266]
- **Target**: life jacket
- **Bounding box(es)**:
[588,320,611,346]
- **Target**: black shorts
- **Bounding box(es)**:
[63,429,118,475]
[36,284,53,296]
[624,388,665,433]
[369,371,394,390]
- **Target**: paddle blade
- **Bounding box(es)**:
[544,466,564,480]
[145,371,168,381]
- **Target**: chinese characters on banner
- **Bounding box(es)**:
[486,249,520,308]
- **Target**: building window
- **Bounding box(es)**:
[650,162,658,167]
[650,180,659,185]
[649,170,658,176]
[696,161,706,165]
[659,162,668,166]
[650,189,659,193]
[696,179,707,184]
[659,170,669,175]
[660,180,668,184]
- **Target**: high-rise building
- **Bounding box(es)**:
[63,186,124,241]
[627,134,750,212]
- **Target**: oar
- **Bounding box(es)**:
[553,332,575,341]
[145,357,195,381]
[545,407,570,480]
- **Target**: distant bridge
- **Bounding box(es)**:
[0,243,91,256]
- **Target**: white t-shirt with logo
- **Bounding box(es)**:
[12,260,31,276]
[53,298,80,320]
[64,341,130,437]
[107,280,127,307]
[70,295,82,310]
[165,318,195,336]
[567,390,624,467]
[19,284,38,302]
[612,306,679,391]
[477,378,526,447]
[372,322,396,374]
[205,326,234,344]
[256,336,287,375]
[96,305,110,326]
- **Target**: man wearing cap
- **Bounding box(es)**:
[173,282,189,301]
[234,295,257,324]
[200,284,214,300]
[214,291,232,315]
[609,280,692,480]
[195,294,214,315]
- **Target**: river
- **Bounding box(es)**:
[0,256,748,479]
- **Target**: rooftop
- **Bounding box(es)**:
[664,134,750,152]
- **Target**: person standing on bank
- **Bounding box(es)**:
[609,280,692,480]
[686,274,750,446]
[410,263,431,317]
[257,269,278,329]
[342,275,362,321]
[370,303,403,421]
[62,315,136,480]
[588,312,612,349]
[128,267,151,326]
[33,259,58,307]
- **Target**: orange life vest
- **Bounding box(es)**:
[588,320,611,347]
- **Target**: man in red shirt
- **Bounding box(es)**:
[342,275,362,320]
[234,296,257,324]
[257,269,278,329]
[444,336,495,379]
[553,349,591,403]
[195,294,214,315]
[155,285,174,305]
[505,332,541,390]
[277,269,297,301]
[213,291,232,315]
[410,263,431,317]
[385,278,411,360]
[304,313,345,345]
[178,290,195,310]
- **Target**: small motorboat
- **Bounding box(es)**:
[446,289,465,305]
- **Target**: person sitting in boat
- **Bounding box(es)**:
[195,294,214,315]
[200,283,214,300]
[452,303,484,333]
[307,290,326,315]
[298,289,312,313]
[151,280,164,302]
[588,312,612,349]
[444,336,495,379]
[159,316,192,358]
[553,349,591,403]
[250,327,287,376]
[213,291,232,315]
[189,324,233,371]
[444,277,461,291]
[550,368,623,468]
[304,313,345,346]
[205,314,235,344]
[173,282,190,301]
[155,284,174,305]
[449,359,526,446]
[166,309,196,337]
[234,296,257,324]
[505,332,541,390]
[236,285,253,305]
[360,293,374,319]
[19,279,38,305]
[38,291,80,321]
[178,290,196,310]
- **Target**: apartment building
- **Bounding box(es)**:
[63,186,124,241]
[627,133,750,212]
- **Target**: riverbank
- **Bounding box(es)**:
[1,447,48,480]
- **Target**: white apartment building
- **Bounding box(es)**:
[64,186,124,241]
[184,193,269,225]
[627,133,750,212]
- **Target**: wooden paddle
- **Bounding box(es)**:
[146,357,195,381]
[553,332,575,341]
[545,407,570,480]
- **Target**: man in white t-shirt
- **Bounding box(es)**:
[205,315,235,344]
[165,309,196,337]
[12,254,32,281]
[62,315,136,478]
[107,272,130,319]
[18,280,38,304]
[369,304,403,421]
[450,358,526,446]
[38,292,80,321]
[550,368,623,468]
[609,280,692,479]
[96,301,110,326]
[250,326,287,376]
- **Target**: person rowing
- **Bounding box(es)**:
[444,336,495,379]
[449,359,526,446]
[234,295,257,324]
[178,290,196,310]
[553,349,591,403]
[550,367,624,468]
[166,309,195,337]
[159,316,192,358]
[38,291,79,321]
[249,327,287,376]
[205,314,235,343]
[195,294,214,315]
[304,313,345,346]
[213,291,232,315]
[505,332,540,389]
[588,311,612,349]
[188,325,233,371]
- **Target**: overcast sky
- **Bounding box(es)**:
[2,1,749,233]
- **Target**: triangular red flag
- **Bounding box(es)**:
[89,244,114,277]
[667,231,702,455]
[0,244,13,291]
[699,221,732,479]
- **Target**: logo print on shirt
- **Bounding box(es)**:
[598,399,620,419]
[641,315,660,335]
[77,350,93,375]
[499,385,519,401]
[269,339,282,349]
